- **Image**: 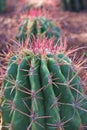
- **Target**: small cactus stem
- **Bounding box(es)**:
[19,18,29,43]
[40,57,61,130]
[47,56,81,130]
[17,17,60,43]
[0,0,6,13]
[62,0,87,11]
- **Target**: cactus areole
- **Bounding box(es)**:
[1,37,87,130]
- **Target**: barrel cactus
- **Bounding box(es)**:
[0,0,6,13]
[16,17,60,43]
[0,37,87,130]
[62,0,87,12]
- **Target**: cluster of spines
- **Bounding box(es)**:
[0,37,87,130]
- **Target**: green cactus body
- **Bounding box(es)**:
[29,57,45,130]
[62,0,87,11]
[1,38,87,130]
[40,58,61,130]
[1,56,18,129]
[0,0,6,13]
[58,53,87,125]
[4,57,18,100]
[17,17,60,43]
[47,56,81,130]
[12,56,31,130]
[18,19,29,43]
[3,56,17,87]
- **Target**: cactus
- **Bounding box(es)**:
[62,0,87,12]
[0,37,87,130]
[0,0,6,13]
[16,17,60,43]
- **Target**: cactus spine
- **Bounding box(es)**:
[1,37,87,130]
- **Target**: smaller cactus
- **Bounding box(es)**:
[0,0,6,13]
[16,17,60,43]
[62,0,87,12]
